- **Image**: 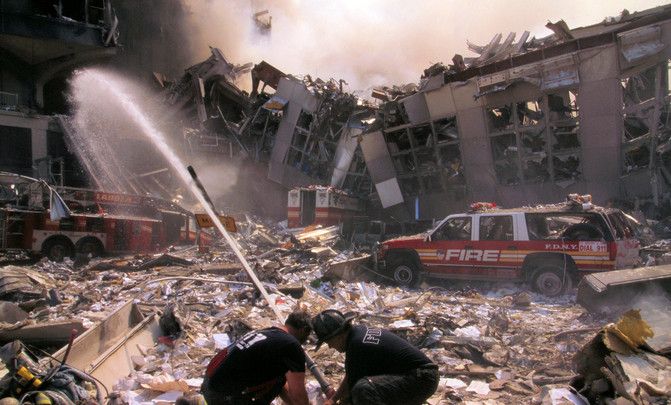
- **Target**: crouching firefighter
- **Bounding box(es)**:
[201,310,313,405]
[312,309,439,405]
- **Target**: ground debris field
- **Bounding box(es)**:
[0,218,667,405]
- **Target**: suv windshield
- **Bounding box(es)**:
[433,217,472,240]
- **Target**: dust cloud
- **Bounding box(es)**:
[183,0,669,90]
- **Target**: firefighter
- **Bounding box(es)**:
[200,310,312,405]
[312,309,439,405]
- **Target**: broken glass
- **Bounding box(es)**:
[491,132,520,184]
[433,117,459,143]
[552,154,581,181]
[385,129,412,152]
[488,104,514,132]
[621,66,657,106]
[523,156,550,183]
[623,144,651,173]
[411,125,433,148]
[490,133,517,162]
[438,145,464,185]
[521,129,547,154]
[551,122,580,151]
[516,99,544,127]
[296,110,314,131]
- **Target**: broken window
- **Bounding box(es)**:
[620,62,670,175]
[0,126,32,175]
[516,99,544,127]
[433,216,472,241]
[523,156,550,183]
[384,116,463,198]
[296,110,314,131]
[490,133,520,185]
[525,213,609,241]
[489,91,582,186]
[488,104,514,132]
[341,146,372,197]
[438,144,464,185]
[411,125,433,148]
[548,89,581,182]
[434,117,459,143]
[621,65,657,105]
[385,129,412,152]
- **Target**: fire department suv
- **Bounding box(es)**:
[375,198,641,296]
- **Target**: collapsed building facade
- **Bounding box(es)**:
[363,4,671,220]
[4,3,671,224]
[0,0,119,184]
[158,4,671,222]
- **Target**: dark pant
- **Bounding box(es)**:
[201,376,285,405]
[349,365,439,405]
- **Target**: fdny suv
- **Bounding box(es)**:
[375,196,640,296]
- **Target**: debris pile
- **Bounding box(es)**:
[0,216,667,404]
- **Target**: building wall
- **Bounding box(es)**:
[380,20,671,218]
[0,111,50,175]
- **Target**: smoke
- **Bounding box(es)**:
[182,0,669,91]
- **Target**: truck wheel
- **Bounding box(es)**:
[390,260,420,287]
[77,238,103,257]
[532,265,571,297]
[43,239,73,262]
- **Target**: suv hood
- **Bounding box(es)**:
[382,233,427,245]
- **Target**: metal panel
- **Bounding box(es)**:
[400,93,430,124]
[618,25,664,62]
[425,85,456,119]
[50,301,161,390]
[374,177,404,208]
[330,128,360,187]
[360,131,396,184]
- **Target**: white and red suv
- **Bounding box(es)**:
[375,197,641,296]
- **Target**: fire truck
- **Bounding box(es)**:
[0,172,195,262]
[375,196,641,296]
[287,186,362,228]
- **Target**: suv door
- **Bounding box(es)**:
[424,216,473,279]
[476,214,523,280]
[607,211,641,268]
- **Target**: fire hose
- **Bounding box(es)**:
[186,166,332,394]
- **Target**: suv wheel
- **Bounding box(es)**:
[532,265,571,297]
[390,260,420,287]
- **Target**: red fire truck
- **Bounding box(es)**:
[287,186,362,228]
[0,172,195,261]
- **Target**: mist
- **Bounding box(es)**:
[182,0,670,91]
[67,69,243,209]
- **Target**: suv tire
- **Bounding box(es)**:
[389,259,420,287]
[532,265,572,297]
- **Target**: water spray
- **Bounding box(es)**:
[80,70,331,394]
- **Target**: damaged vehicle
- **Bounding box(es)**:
[0,172,195,262]
[375,195,641,296]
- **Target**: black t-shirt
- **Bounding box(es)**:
[206,327,306,393]
[345,325,434,389]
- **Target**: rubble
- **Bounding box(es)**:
[0,210,667,405]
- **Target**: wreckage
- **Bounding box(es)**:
[376,195,643,296]
[0,3,671,405]
[0,172,196,262]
